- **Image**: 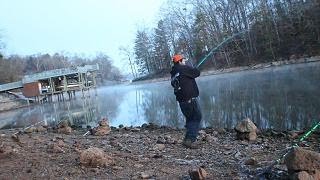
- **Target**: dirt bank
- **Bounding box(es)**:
[0,94,28,112]
[0,125,319,179]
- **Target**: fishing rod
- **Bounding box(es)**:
[196,30,249,68]
[83,129,90,136]
[257,121,320,178]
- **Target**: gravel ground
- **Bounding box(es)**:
[0,124,319,179]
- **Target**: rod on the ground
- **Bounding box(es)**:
[294,121,320,146]
[257,121,320,178]
[82,130,90,136]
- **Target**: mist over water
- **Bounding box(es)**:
[1,62,319,131]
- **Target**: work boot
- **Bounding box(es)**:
[182,139,198,149]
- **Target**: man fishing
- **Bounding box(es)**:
[170,54,202,149]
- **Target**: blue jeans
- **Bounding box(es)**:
[179,98,202,142]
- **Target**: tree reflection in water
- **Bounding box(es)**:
[198,62,320,130]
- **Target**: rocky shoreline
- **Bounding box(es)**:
[1,122,319,179]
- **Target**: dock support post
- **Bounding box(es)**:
[93,72,97,96]
[49,77,55,102]
[63,75,68,91]
[79,73,84,98]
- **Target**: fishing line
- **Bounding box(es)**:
[196,30,249,68]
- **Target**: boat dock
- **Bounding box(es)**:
[0,64,99,103]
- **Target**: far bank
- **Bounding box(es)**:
[130,56,320,84]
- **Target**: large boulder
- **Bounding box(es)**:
[285,147,320,172]
[92,126,111,136]
[80,147,113,167]
[58,121,69,128]
[235,118,257,133]
[285,147,320,179]
[24,127,37,133]
[56,121,72,134]
[99,118,109,127]
[57,126,72,134]
[0,145,15,158]
[234,118,258,141]
[91,118,111,136]
[188,167,208,180]
[292,171,320,180]
[47,139,66,153]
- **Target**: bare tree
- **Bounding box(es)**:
[119,46,138,78]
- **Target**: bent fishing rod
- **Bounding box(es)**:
[195,30,249,69]
[257,121,320,178]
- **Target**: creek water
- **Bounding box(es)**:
[1,62,319,131]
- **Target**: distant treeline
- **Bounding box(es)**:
[0,53,122,84]
[131,0,320,79]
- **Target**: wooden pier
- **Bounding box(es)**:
[0,64,99,103]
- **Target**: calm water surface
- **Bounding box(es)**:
[1,62,319,130]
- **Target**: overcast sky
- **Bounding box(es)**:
[0,0,166,72]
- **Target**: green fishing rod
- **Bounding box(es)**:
[196,30,249,68]
[257,121,320,178]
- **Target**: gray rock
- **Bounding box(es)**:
[235,118,257,133]
[235,118,258,141]
[153,144,165,151]
[188,167,207,180]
